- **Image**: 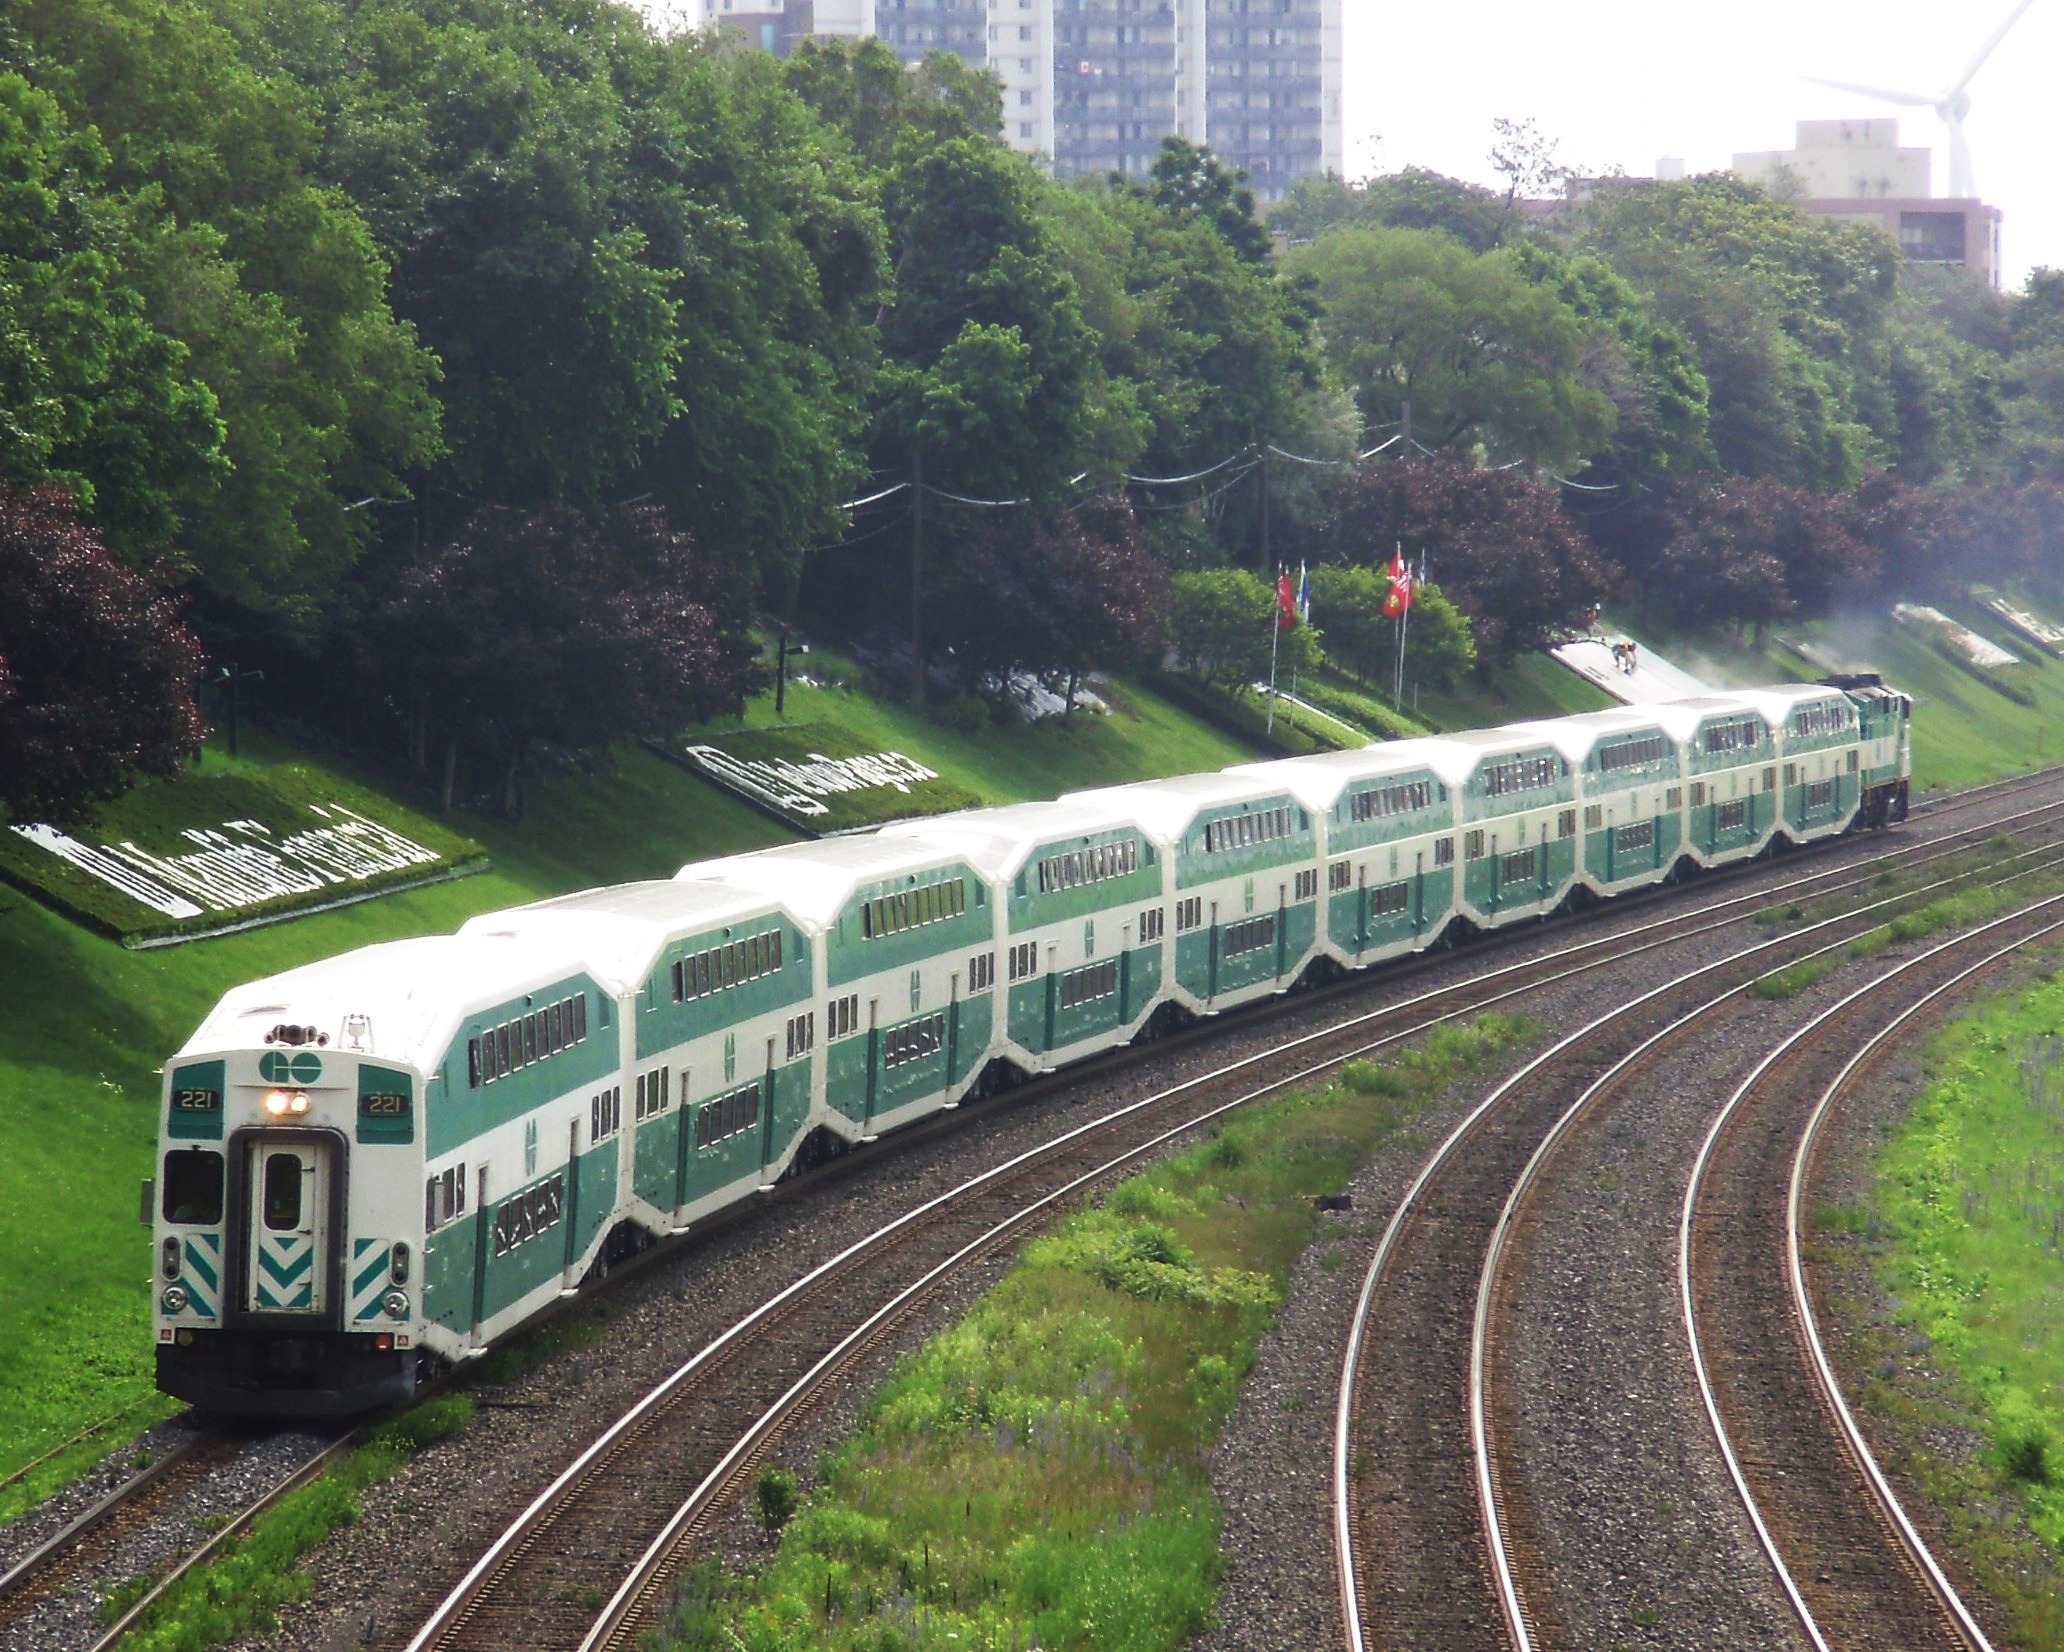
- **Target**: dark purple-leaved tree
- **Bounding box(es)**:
[375,504,759,815]
[929,496,1166,710]
[1317,457,1607,664]
[0,483,206,826]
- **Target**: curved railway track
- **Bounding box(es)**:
[1333,840,2064,1652]
[1678,903,2064,1650]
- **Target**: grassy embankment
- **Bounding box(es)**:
[653,1016,1533,1652]
[1808,969,2064,1647]
[1617,592,2064,795]
[0,669,1256,1521]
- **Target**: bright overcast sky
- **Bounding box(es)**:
[1343,0,2063,293]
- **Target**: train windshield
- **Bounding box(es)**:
[162,1149,224,1225]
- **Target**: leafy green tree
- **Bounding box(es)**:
[0,482,206,826]
[1577,173,1893,489]
[1148,138,1272,266]
[0,71,226,551]
[1167,568,1320,694]
[1307,565,1474,690]
[13,0,443,623]
[309,0,673,513]
[1285,225,1615,472]
[781,36,1001,167]
[1503,239,1713,487]
[619,42,885,591]
[1272,169,1511,254]
[876,136,1110,502]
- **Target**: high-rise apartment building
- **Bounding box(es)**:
[691,0,1340,201]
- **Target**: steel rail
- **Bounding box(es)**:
[1677,899,2064,1652]
[0,1435,210,1602]
[1334,833,2064,1652]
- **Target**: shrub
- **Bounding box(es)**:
[757,1468,801,1532]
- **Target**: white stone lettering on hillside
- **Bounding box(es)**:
[11,806,444,919]
[683,746,941,819]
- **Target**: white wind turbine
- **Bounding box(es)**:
[1804,0,2038,199]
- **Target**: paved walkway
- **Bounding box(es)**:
[1549,635,1715,704]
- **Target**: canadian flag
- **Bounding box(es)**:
[1381,549,1414,618]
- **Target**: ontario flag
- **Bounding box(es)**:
[1276,566,1299,630]
[1381,548,1415,618]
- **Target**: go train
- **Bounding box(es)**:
[149,679,1909,1415]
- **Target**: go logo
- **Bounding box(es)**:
[259,1051,324,1085]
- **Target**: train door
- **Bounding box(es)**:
[243,1138,332,1314]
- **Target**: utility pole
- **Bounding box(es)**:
[217,663,264,756]
[909,443,926,704]
[1257,438,1272,575]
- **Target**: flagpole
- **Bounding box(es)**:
[1267,587,1281,736]
[1392,541,1407,708]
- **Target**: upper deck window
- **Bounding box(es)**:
[1790,701,1851,739]
[1037,839,1138,894]
[1597,735,1669,774]
[673,928,783,1001]
[1349,779,1434,822]
[862,876,967,939]
[1482,755,1558,798]
[1202,807,1295,853]
[1701,716,1762,755]
[467,993,586,1089]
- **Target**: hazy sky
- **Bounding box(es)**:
[1342,0,2062,292]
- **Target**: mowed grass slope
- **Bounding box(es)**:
[0,674,1256,1512]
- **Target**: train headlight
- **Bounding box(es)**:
[381,1289,411,1321]
[161,1284,190,1315]
[263,1090,311,1117]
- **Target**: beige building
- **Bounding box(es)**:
[1734,118,2002,288]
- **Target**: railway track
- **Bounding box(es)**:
[13,765,2064,1651]
[1678,902,2063,1650]
[1333,839,2064,1652]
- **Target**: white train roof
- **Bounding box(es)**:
[879,798,1142,878]
[1062,769,1307,839]
[681,832,972,928]
[178,932,589,1075]
[1224,741,1460,812]
[1496,704,1694,763]
[458,880,782,994]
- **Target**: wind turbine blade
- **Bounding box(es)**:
[1951,0,2037,95]
[1802,74,1932,106]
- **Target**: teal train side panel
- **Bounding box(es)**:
[424,1213,479,1337]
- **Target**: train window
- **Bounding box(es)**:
[425,1165,467,1232]
[1295,868,1318,901]
[1557,810,1576,839]
[262,1153,303,1231]
[1463,830,1485,861]
[162,1149,224,1225]
[1582,805,1602,831]
[1328,861,1352,892]
[1372,881,1409,917]
[1433,837,1455,868]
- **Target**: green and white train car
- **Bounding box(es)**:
[149,681,1909,1416]
[1224,744,1463,968]
[1063,773,1323,1015]
[881,800,1165,1071]
[683,835,996,1143]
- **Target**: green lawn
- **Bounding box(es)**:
[1608,602,2064,795]
[1854,969,2064,1644]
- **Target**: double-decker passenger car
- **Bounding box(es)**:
[149,680,1909,1415]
